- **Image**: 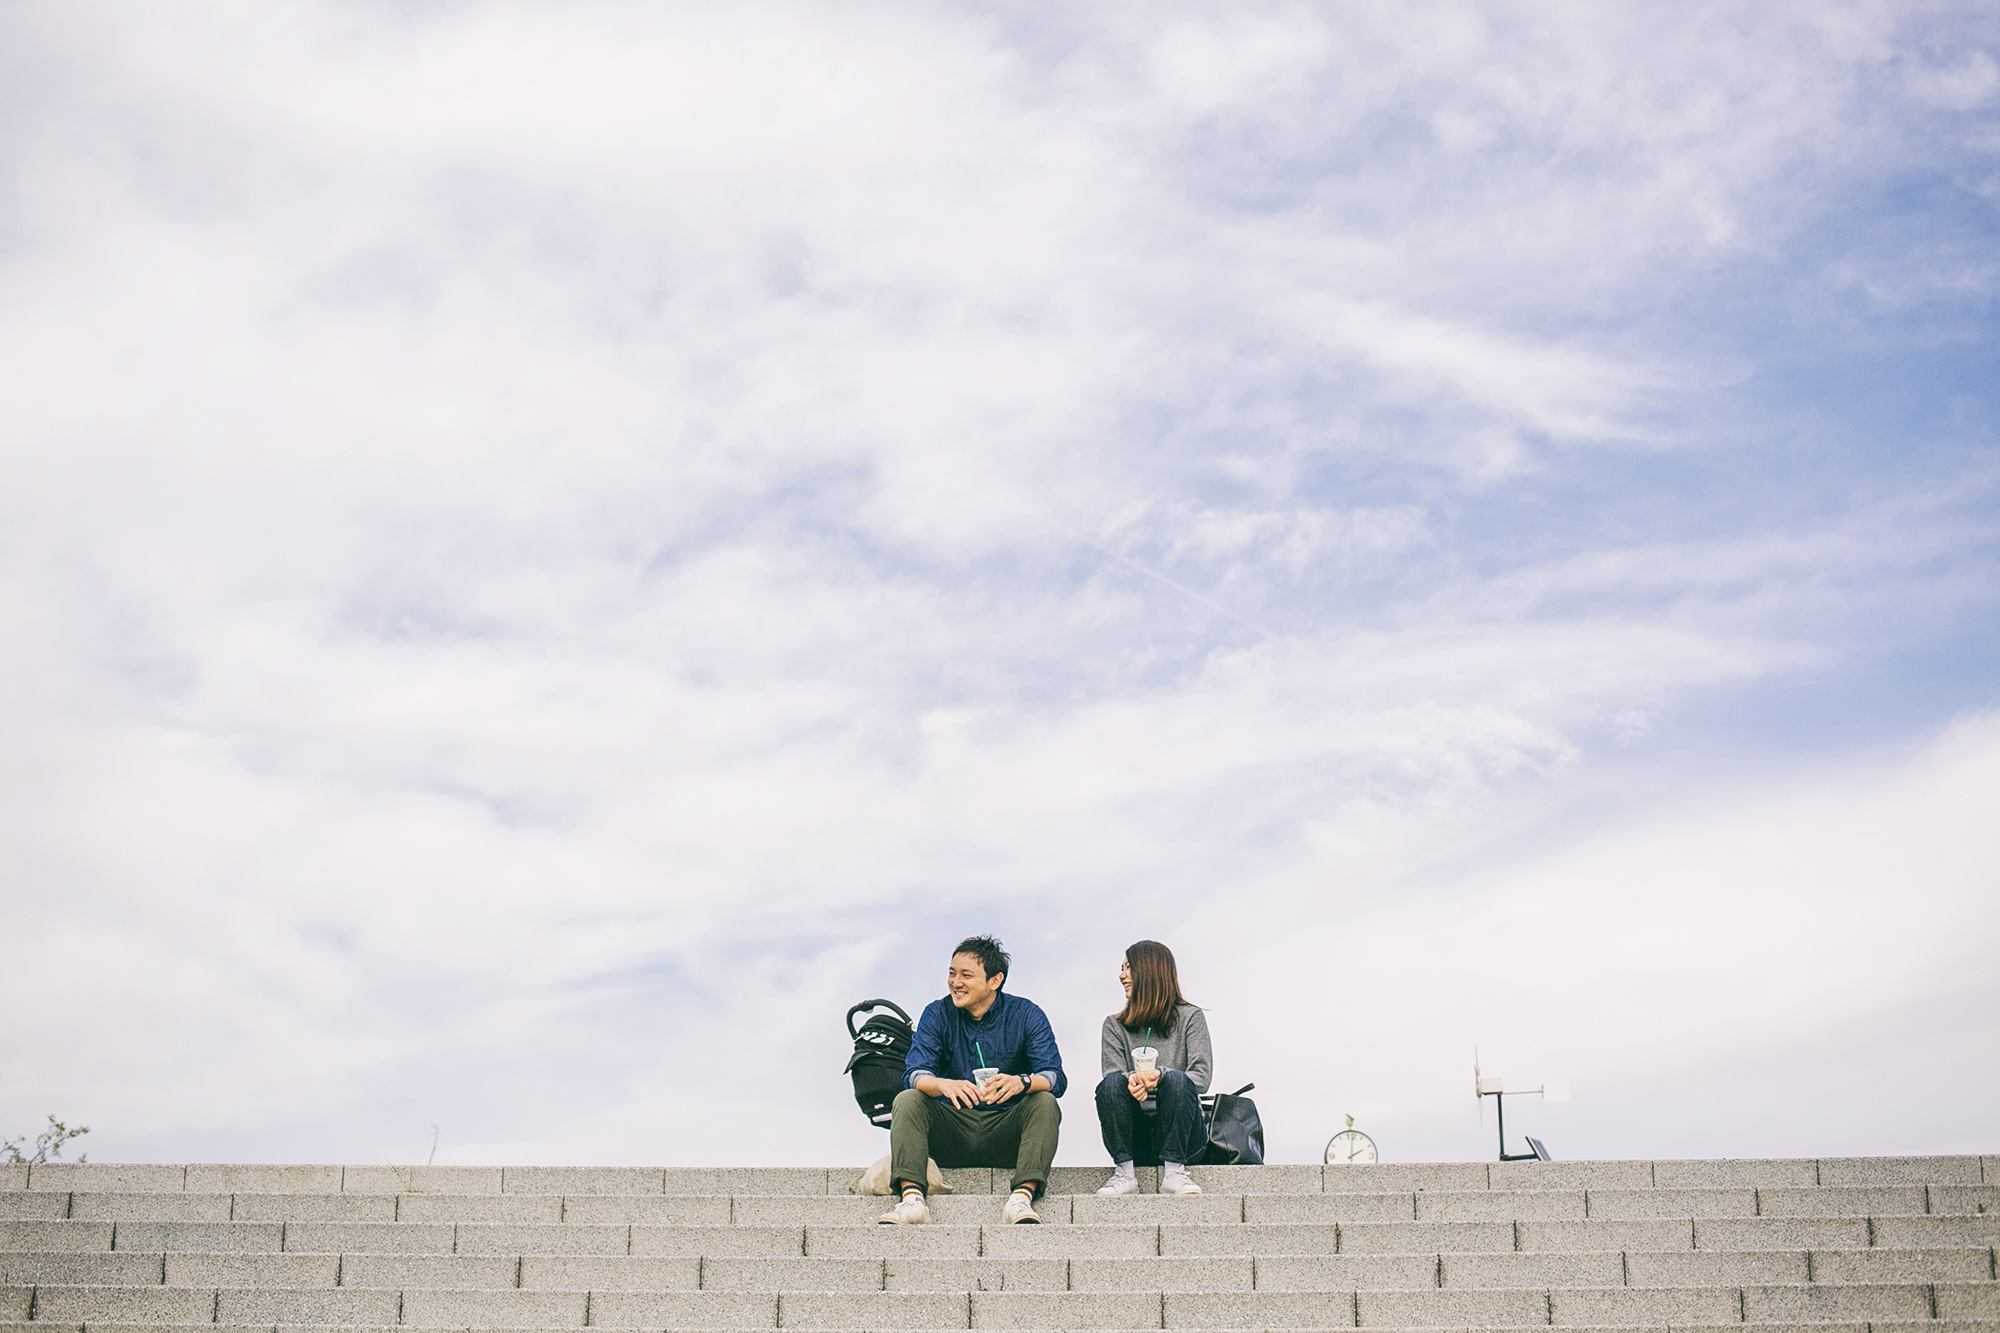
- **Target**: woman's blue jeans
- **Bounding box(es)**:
[1095,1068,1207,1167]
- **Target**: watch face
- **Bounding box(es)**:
[1325,1129,1378,1164]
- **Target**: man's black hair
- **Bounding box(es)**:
[952,934,1010,987]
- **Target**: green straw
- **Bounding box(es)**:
[975,1041,987,1068]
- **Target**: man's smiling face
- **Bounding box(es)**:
[948,951,1002,1014]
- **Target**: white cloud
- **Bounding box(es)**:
[1907,48,1999,111]
[0,0,1995,1166]
[1241,709,2000,1163]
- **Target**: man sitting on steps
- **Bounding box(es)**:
[880,934,1066,1225]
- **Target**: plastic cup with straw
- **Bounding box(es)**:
[972,1041,999,1103]
[1133,1027,1158,1076]
[1133,1027,1159,1110]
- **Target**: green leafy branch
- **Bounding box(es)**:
[3,1116,90,1165]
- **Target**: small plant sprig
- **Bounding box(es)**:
[3,1116,90,1165]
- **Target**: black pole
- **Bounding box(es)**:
[1487,1090,1542,1161]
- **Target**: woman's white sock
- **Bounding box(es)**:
[1163,1161,1185,1173]
[1113,1160,1136,1179]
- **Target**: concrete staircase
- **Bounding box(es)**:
[2,1158,1995,1331]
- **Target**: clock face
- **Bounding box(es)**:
[1325,1129,1378,1164]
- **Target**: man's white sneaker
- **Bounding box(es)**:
[1161,1167,1202,1195]
[1096,1172,1140,1196]
[877,1193,929,1225]
[1001,1190,1041,1223]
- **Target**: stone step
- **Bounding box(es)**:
[15,1324,2000,1333]
[3,1320,2000,1328]
[11,1158,1992,1198]
[4,1222,1996,1263]
[1873,1215,2000,1248]
[58,1184,2000,1217]
[5,1186,1993,1232]
[11,1320,2000,1328]
[1,1247,1991,1291]
[11,1281,1997,1325]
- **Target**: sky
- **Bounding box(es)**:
[2,1,1996,1173]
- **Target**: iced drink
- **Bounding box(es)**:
[1131,1047,1159,1114]
[972,1066,1001,1099]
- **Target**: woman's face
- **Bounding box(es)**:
[1119,958,1133,999]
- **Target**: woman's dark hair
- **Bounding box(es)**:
[1117,939,1189,1032]
[952,934,1010,987]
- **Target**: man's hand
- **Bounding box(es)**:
[937,1078,983,1109]
[981,1072,1029,1104]
[914,1073,984,1109]
[1127,1069,1159,1101]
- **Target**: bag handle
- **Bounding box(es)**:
[846,998,914,1040]
[1230,1083,1255,1096]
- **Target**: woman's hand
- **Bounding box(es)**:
[1126,1069,1158,1100]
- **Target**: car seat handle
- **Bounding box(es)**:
[846,998,913,1040]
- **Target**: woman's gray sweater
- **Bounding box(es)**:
[1100,1004,1212,1093]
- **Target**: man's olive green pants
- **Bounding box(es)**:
[889,1087,1061,1197]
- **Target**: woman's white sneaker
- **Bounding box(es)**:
[877,1193,930,1224]
[1096,1172,1140,1195]
[1160,1167,1202,1195]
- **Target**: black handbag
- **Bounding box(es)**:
[1199,1082,1265,1165]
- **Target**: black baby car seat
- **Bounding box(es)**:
[843,999,915,1129]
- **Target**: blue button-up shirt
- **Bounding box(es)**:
[904,990,1067,1106]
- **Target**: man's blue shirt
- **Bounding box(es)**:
[903,990,1067,1105]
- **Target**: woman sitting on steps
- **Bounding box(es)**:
[1095,939,1211,1196]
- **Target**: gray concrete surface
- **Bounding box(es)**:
[0,1156,1989,1331]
